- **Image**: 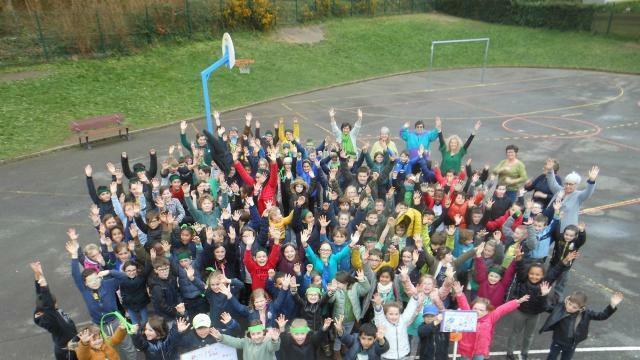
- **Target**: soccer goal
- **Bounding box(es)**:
[428,38,490,83]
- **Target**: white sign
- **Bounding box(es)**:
[180,343,238,360]
[440,310,478,333]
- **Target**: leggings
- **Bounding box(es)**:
[506,310,540,356]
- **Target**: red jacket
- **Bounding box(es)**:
[243,244,281,291]
[456,293,520,358]
[234,160,279,214]
[474,256,517,307]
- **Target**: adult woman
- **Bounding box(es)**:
[492,145,528,201]
[438,119,481,174]
[370,126,398,158]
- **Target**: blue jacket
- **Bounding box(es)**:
[321,233,352,273]
[227,287,289,328]
[266,279,298,320]
[132,326,182,360]
[340,332,390,360]
[71,259,119,324]
[400,127,439,160]
[530,217,560,260]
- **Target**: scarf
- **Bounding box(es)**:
[377,282,394,296]
[341,133,355,156]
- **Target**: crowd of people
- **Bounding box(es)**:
[31,109,624,360]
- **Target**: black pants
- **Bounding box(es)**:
[547,341,577,360]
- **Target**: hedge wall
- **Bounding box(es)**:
[433,0,603,31]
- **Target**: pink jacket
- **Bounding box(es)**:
[456,293,520,358]
[474,256,517,307]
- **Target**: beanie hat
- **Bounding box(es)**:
[133,163,146,173]
[177,252,191,261]
[423,304,439,316]
[96,186,110,196]
[488,266,504,276]
[169,174,181,183]
[265,130,274,137]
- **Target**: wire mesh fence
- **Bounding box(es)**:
[0,0,434,66]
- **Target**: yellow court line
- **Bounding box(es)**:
[580,198,640,214]
[285,73,593,104]
[0,190,86,197]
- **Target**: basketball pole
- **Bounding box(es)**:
[201,33,236,133]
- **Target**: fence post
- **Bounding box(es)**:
[350,0,353,16]
[185,0,193,38]
[145,6,153,44]
[606,5,614,35]
[274,0,277,25]
[33,12,50,61]
[219,0,224,28]
[96,10,106,53]
[295,0,298,22]
[384,0,387,15]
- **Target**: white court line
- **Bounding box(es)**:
[486,346,640,356]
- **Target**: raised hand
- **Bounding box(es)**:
[563,251,579,264]
[176,317,190,332]
[435,116,442,131]
[276,314,288,329]
[588,165,599,181]
[334,315,344,334]
[220,312,232,325]
[540,281,551,296]
[376,325,385,341]
[452,281,464,295]
[322,318,333,331]
[357,109,363,121]
[372,293,383,307]
[84,164,93,177]
[473,120,482,132]
[611,292,624,308]
[180,120,188,133]
[209,327,222,340]
[175,303,186,315]
[329,108,336,119]
[476,242,486,257]
[517,295,530,304]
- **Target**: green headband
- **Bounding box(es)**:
[305,287,322,296]
[290,326,311,334]
[248,324,265,332]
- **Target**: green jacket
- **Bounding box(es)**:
[329,277,371,321]
[219,334,280,360]
[184,192,229,227]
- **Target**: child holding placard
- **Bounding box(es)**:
[453,281,530,360]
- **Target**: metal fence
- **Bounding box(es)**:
[0,0,433,66]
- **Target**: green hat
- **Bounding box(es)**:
[265,130,274,137]
[96,186,110,196]
[177,252,191,261]
[305,286,323,296]
[301,209,310,218]
[488,266,504,276]
[133,163,146,172]
[169,174,181,183]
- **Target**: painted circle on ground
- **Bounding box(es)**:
[501,116,602,139]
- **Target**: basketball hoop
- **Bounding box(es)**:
[235,59,255,74]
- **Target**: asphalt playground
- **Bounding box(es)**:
[1,67,639,359]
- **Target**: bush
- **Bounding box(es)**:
[433,0,605,31]
[223,0,275,30]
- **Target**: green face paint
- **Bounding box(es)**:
[248,324,265,332]
[289,326,311,334]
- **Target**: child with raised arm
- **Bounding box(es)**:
[454,281,530,360]
[210,320,281,360]
[275,316,333,358]
[334,315,389,360]
[540,291,623,360]
[30,261,78,360]
[372,286,424,359]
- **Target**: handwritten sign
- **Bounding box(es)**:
[180,343,237,360]
[440,310,478,333]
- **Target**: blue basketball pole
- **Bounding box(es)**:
[201,47,230,133]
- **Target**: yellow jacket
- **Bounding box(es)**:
[269,211,294,241]
[76,327,126,360]
[396,208,423,237]
[351,246,399,272]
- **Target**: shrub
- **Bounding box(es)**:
[223,0,275,30]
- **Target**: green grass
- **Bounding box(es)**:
[1,13,639,160]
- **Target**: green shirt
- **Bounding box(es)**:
[440,146,467,175]
[493,159,528,192]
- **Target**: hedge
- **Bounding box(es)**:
[433,0,604,31]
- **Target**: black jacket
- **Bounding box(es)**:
[148,274,181,320]
[109,269,150,311]
[508,260,568,315]
[279,329,328,359]
[33,282,77,351]
[539,303,617,345]
[293,292,330,331]
[418,322,450,360]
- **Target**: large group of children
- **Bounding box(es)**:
[32,109,624,360]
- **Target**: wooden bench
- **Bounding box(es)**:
[69,114,130,149]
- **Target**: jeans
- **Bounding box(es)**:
[506,310,540,356]
[127,307,148,325]
[103,317,137,360]
[554,269,570,299]
[506,190,518,202]
[547,341,576,360]
[334,320,355,351]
